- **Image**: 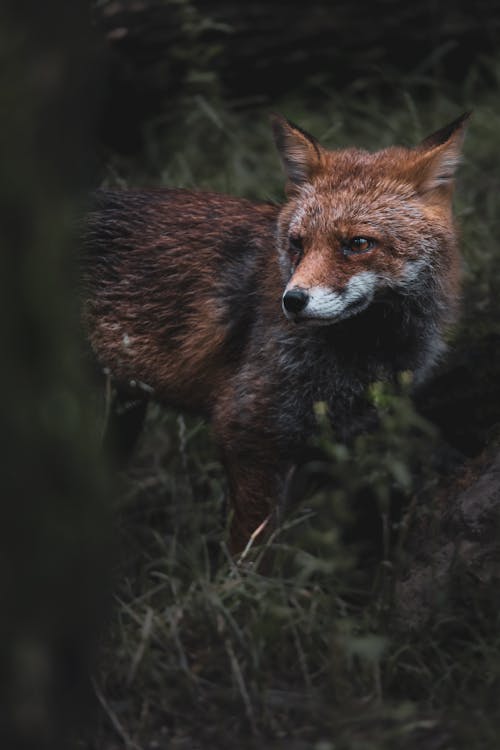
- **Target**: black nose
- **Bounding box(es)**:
[283,288,309,314]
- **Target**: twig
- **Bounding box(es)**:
[236,515,271,565]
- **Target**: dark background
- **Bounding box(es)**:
[94,0,499,153]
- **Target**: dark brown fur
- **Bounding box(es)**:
[82,115,468,552]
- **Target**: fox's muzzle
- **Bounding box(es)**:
[282,271,378,324]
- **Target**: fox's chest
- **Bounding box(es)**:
[264,337,383,450]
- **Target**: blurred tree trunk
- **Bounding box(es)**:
[0,3,112,749]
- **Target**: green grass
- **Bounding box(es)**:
[89,75,500,749]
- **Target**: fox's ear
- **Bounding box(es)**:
[410,112,471,195]
[271,114,323,192]
[419,112,471,151]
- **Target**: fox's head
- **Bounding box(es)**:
[272,113,469,326]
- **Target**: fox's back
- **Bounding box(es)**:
[82,188,280,411]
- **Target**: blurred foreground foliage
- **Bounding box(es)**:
[1,3,113,749]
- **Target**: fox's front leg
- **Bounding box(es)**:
[221,450,290,556]
[213,387,293,556]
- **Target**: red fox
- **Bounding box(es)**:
[82,113,469,553]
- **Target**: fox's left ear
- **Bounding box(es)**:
[271,114,323,193]
[410,112,471,195]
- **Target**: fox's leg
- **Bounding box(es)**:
[212,382,296,555]
[221,450,288,555]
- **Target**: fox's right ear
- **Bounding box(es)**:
[419,111,471,152]
[410,112,471,195]
[271,114,323,193]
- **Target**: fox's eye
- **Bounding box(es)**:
[288,235,304,265]
[343,237,376,256]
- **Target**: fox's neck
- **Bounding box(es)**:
[270,285,445,448]
[288,282,445,384]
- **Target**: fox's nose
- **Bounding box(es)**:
[283,288,309,314]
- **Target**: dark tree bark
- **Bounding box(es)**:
[395,448,500,631]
